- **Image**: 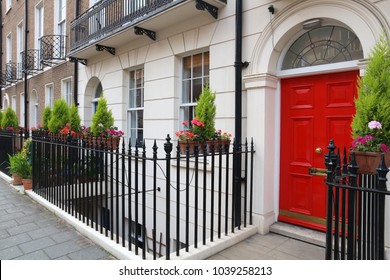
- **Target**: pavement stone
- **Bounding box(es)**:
[0,178,116,260]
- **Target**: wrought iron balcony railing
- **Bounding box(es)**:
[5,63,23,83]
[22,49,42,73]
[70,0,181,52]
[40,35,67,66]
[0,71,9,87]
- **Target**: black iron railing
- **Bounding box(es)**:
[69,0,181,51]
[31,132,255,260]
[0,71,9,87]
[40,35,67,66]
[324,140,389,260]
[5,62,23,83]
[22,49,42,73]
[0,132,24,176]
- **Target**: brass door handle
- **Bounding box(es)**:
[315,147,323,154]
[308,167,327,176]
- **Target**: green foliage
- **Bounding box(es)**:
[194,83,216,140]
[91,97,114,136]
[1,107,19,130]
[351,34,390,145]
[48,99,70,133]
[0,111,3,126]
[42,106,52,131]
[8,152,32,179]
[69,103,81,132]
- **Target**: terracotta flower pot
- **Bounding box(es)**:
[22,178,33,191]
[353,151,390,174]
[12,174,23,186]
[178,141,205,155]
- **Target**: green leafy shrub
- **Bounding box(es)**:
[351,34,390,147]
[48,99,70,133]
[42,106,52,131]
[8,152,31,179]
[0,111,3,126]
[1,107,19,130]
[91,96,114,136]
[193,83,216,140]
[69,103,81,132]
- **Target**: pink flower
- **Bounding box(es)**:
[182,121,188,126]
[380,144,389,153]
[368,120,382,129]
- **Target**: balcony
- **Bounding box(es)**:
[69,0,226,59]
[40,35,67,66]
[22,49,42,74]
[5,63,23,83]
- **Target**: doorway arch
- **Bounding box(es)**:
[244,0,390,233]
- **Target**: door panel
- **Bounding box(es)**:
[279,71,358,231]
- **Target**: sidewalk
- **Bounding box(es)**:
[1,176,326,260]
[0,177,116,260]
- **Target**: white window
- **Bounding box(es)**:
[92,82,103,113]
[180,51,209,124]
[17,22,24,79]
[6,33,12,63]
[20,94,25,127]
[57,0,66,58]
[12,95,17,112]
[35,2,44,51]
[45,84,54,108]
[30,90,39,128]
[127,68,144,146]
[62,78,72,106]
[6,0,12,12]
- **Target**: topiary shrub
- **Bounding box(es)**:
[42,106,52,131]
[193,83,216,140]
[48,99,70,133]
[91,96,114,136]
[351,33,390,147]
[1,107,19,131]
[69,103,81,132]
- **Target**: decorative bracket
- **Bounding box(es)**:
[134,26,156,41]
[195,0,218,19]
[96,44,116,55]
[68,56,87,66]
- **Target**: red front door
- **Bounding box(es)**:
[279,71,359,231]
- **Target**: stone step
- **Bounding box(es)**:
[270,222,326,248]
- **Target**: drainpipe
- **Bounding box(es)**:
[24,0,29,138]
[73,0,79,106]
[0,0,3,109]
[233,0,243,227]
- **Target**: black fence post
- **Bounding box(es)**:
[325,139,336,260]
[376,154,389,260]
[347,153,359,260]
[164,135,173,260]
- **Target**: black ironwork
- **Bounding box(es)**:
[134,26,156,41]
[68,56,88,66]
[40,35,67,66]
[0,131,24,176]
[96,44,115,55]
[31,132,254,260]
[69,0,180,52]
[5,63,23,83]
[195,0,218,19]
[0,71,9,87]
[21,49,42,74]
[324,140,389,260]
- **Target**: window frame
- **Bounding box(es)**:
[179,51,210,126]
[45,83,54,108]
[127,67,144,146]
[61,78,72,106]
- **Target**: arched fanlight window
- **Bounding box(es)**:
[92,82,102,113]
[282,26,363,70]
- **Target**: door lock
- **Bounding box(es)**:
[308,167,327,177]
[315,147,323,154]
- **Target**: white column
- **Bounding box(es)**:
[243,73,279,234]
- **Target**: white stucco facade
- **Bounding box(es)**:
[74,0,390,255]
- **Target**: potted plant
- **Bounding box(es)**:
[350,34,390,174]
[48,99,70,134]
[193,83,216,142]
[176,119,203,154]
[1,107,19,133]
[89,96,122,149]
[8,153,24,185]
[42,106,52,132]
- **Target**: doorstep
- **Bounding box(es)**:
[270,222,326,247]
